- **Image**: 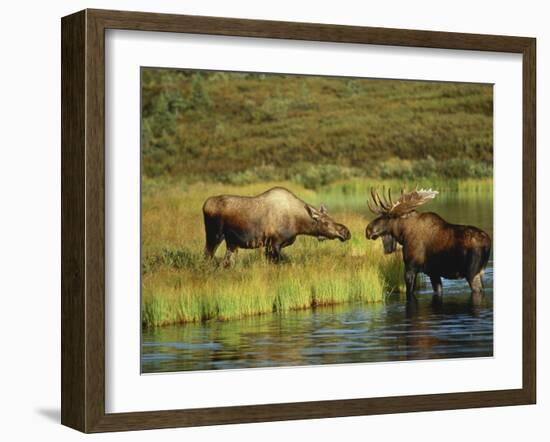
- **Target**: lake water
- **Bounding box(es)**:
[142,191,493,373]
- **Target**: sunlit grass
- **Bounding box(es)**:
[142,180,408,327]
[141,245,400,327]
[141,179,489,327]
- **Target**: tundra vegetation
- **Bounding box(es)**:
[141,69,493,328]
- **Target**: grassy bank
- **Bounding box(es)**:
[142,253,395,327]
[141,179,491,328]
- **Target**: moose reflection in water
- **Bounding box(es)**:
[365,188,491,301]
[203,186,351,265]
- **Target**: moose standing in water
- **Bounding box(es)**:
[365,188,491,299]
[203,187,351,265]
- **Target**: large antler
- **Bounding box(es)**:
[391,188,438,216]
[367,187,396,214]
[367,187,438,216]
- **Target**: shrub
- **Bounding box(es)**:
[140,68,493,182]
[292,163,351,189]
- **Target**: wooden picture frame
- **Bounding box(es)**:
[61,8,536,433]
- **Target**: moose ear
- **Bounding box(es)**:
[305,204,321,220]
[319,204,327,214]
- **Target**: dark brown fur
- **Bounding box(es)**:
[203,187,351,265]
[366,211,491,299]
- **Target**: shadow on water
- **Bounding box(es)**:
[142,191,493,373]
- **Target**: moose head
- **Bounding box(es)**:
[306,204,351,242]
[365,187,438,253]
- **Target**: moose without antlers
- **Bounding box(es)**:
[365,188,491,299]
[203,187,351,265]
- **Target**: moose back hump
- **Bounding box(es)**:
[203,187,351,265]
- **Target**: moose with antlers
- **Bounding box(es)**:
[365,188,491,300]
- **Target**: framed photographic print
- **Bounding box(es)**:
[61,9,536,433]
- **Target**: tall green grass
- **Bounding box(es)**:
[142,252,396,327]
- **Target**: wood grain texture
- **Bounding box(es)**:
[61,10,86,432]
[90,389,531,433]
[90,8,532,52]
[522,38,536,403]
[85,9,107,432]
[60,8,537,433]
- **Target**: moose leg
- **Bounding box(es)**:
[205,235,223,259]
[265,241,282,263]
[430,275,443,296]
[204,216,224,258]
[405,269,417,300]
[466,250,484,296]
[222,244,238,268]
[468,273,484,306]
[467,273,483,294]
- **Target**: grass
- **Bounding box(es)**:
[142,256,391,327]
[141,180,412,328]
[141,178,492,328]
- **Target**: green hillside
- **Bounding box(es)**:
[141,69,493,185]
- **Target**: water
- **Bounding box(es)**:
[142,191,493,373]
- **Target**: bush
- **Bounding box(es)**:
[142,247,202,274]
[440,158,492,178]
[246,96,292,122]
[377,158,415,180]
[219,165,284,185]
[292,164,351,189]
[412,155,438,177]
[189,74,211,110]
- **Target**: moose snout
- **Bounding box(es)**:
[338,225,351,242]
[365,225,379,240]
[365,226,373,239]
[336,224,351,242]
